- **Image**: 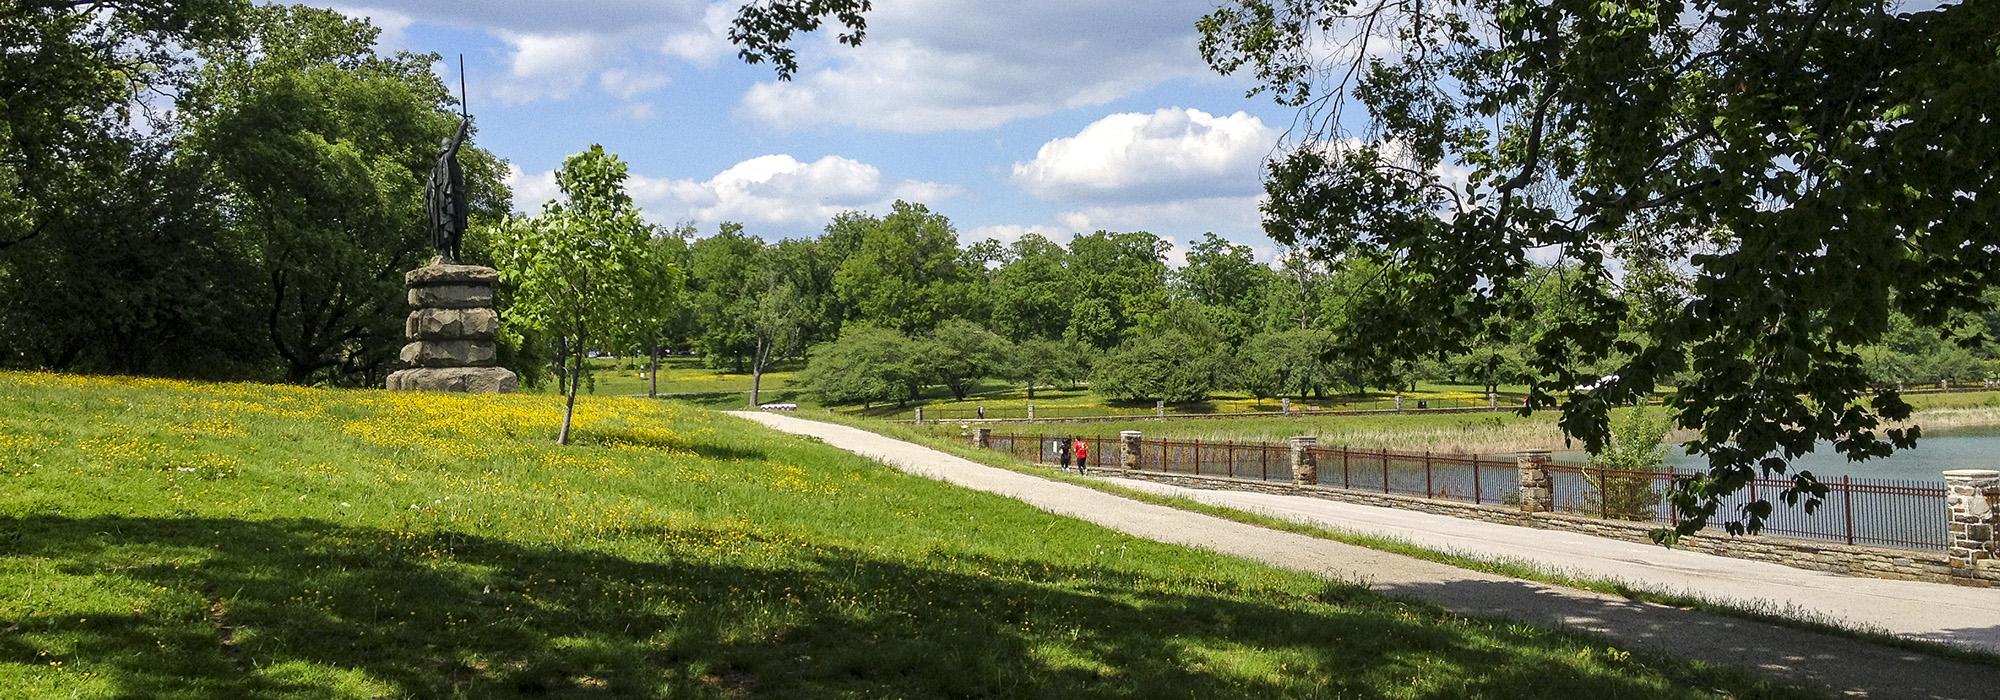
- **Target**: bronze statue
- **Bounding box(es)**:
[425,118,469,263]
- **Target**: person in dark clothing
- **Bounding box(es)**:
[1056,436,1072,471]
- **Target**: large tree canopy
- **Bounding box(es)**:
[1200,0,2000,539]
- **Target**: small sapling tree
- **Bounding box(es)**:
[492,145,655,444]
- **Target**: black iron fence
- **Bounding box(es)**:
[984,434,1949,551]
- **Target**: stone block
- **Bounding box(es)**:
[385,366,519,393]
[405,262,500,287]
[409,284,494,309]
[406,307,500,340]
[399,340,497,368]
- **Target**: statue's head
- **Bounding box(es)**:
[440,136,453,150]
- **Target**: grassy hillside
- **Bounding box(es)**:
[0,372,1801,698]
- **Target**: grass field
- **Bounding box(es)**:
[851,382,1530,420]
[919,390,2000,455]
[0,371,1805,698]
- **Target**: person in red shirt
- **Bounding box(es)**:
[1072,437,1089,475]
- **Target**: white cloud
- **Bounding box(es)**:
[1053,195,1266,245]
[1013,107,1273,203]
[503,163,560,212]
[737,1,1221,132]
[511,154,958,234]
[660,2,738,65]
[598,68,669,100]
[320,1,711,106]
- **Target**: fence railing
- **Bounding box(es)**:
[984,433,1949,551]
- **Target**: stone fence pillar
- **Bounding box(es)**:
[1394,395,1405,412]
[1946,469,1999,582]
[1119,431,1142,471]
[1488,392,1498,411]
[1517,450,1553,513]
[972,427,991,449]
[914,407,924,424]
[1941,379,1951,391]
[1289,436,1318,485]
[1280,397,1291,414]
[1025,404,1035,420]
[1156,400,1166,419]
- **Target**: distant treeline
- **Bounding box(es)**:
[642,204,2000,407]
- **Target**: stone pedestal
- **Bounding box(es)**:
[973,427,991,448]
[1517,450,1553,513]
[1945,469,2000,582]
[386,261,517,393]
[1119,431,1142,471]
[1289,436,1318,485]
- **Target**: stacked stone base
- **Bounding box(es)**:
[386,260,517,394]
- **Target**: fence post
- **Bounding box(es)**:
[1842,474,1855,546]
[1395,395,1405,412]
[1488,392,1498,412]
[1281,397,1291,414]
[1424,450,1434,499]
[1026,403,1035,420]
[972,427,991,449]
[1193,438,1202,476]
[1941,379,1950,391]
[1156,400,1166,419]
[1516,450,1553,513]
[1342,448,1351,489]
[914,406,924,423]
[1262,443,1270,481]
[1119,431,1141,471]
[1381,448,1389,494]
[1289,436,1317,485]
[1226,441,1235,478]
[1945,469,2000,583]
[1473,454,1483,504]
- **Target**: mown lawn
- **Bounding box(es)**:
[921,390,2000,455]
[0,371,1809,698]
[852,382,1532,421]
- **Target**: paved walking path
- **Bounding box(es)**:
[731,412,2000,698]
[1102,477,2000,650]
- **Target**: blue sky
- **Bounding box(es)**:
[321,1,1305,262]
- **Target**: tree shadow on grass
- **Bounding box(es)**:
[0,516,1746,698]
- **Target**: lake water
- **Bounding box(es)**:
[1556,426,2000,483]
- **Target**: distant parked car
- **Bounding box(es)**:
[1572,374,1619,392]
[759,403,798,411]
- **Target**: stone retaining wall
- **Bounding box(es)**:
[1116,469,1998,586]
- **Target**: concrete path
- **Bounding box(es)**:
[1101,477,2000,651]
[732,412,2000,697]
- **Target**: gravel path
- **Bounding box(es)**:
[731,412,2000,698]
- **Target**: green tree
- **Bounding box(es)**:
[492,145,653,445]
[748,280,806,407]
[1066,231,1169,348]
[1006,337,1091,398]
[1201,0,2000,538]
[1178,232,1276,345]
[989,233,1074,342]
[626,226,688,399]
[689,222,764,372]
[1092,301,1229,403]
[185,5,510,384]
[924,319,1009,401]
[833,201,973,334]
[797,323,919,408]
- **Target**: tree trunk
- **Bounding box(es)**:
[554,335,569,396]
[558,323,585,445]
[750,336,767,407]
[648,340,660,399]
